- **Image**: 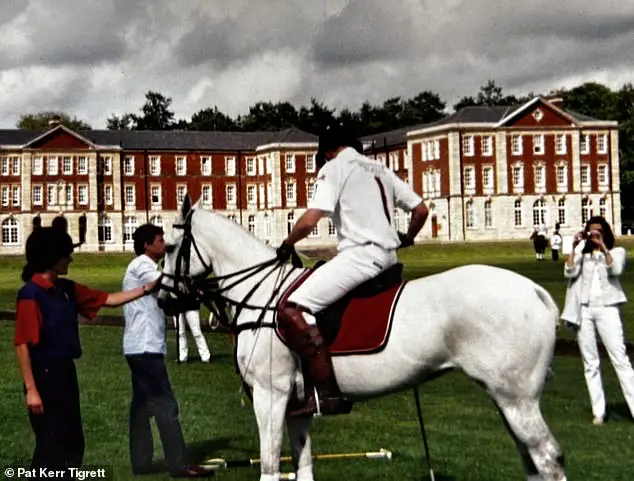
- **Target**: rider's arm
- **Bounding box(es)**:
[389,171,428,244]
[403,202,429,244]
[284,209,326,246]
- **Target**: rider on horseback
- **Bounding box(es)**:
[276,122,429,417]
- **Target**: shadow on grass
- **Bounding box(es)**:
[187,436,254,464]
[606,402,634,423]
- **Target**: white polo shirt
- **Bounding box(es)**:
[309,147,423,251]
[122,254,166,356]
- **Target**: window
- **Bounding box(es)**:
[267,183,272,208]
[78,185,88,205]
[264,213,272,238]
[150,215,163,229]
[104,185,113,205]
[512,164,524,190]
[388,152,399,170]
[48,156,58,175]
[11,156,20,176]
[227,215,237,223]
[1,157,8,176]
[202,185,212,206]
[582,198,592,224]
[123,156,134,175]
[149,156,161,176]
[64,185,72,206]
[556,164,567,190]
[225,157,236,176]
[32,185,43,205]
[464,166,475,190]
[514,199,523,227]
[266,156,272,174]
[285,182,296,203]
[1,186,8,206]
[533,135,544,155]
[482,166,494,191]
[532,199,546,226]
[2,217,19,245]
[307,181,315,201]
[258,184,265,209]
[123,216,137,243]
[309,224,319,237]
[248,215,255,233]
[306,154,315,173]
[482,136,493,156]
[226,185,236,205]
[484,200,493,228]
[47,185,56,206]
[599,198,607,218]
[511,135,522,155]
[258,156,265,175]
[598,164,609,186]
[287,212,294,234]
[11,186,20,206]
[555,134,567,155]
[201,156,212,175]
[77,156,88,175]
[597,133,608,154]
[62,156,73,175]
[465,200,475,229]
[124,185,135,207]
[433,140,440,160]
[246,157,256,176]
[581,165,591,186]
[463,136,474,156]
[534,165,546,190]
[242,185,254,205]
[151,185,162,206]
[558,199,566,225]
[328,219,336,237]
[580,134,590,154]
[285,155,296,173]
[33,156,43,175]
[102,156,112,175]
[176,185,186,204]
[175,156,187,176]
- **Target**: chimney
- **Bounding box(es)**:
[48,117,62,128]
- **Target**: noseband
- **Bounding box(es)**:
[160,210,302,335]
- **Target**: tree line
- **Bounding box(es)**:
[15,80,634,223]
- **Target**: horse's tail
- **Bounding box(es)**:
[534,284,560,328]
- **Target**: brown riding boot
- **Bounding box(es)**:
[278,305,352,417]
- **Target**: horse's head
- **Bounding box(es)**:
[157,194,214,315]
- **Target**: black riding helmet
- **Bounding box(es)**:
[22,227,74,282]
[315,122,364,169]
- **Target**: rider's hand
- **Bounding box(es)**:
[276,241,294,262]
[398,232,413,248]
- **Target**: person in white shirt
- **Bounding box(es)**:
[177,306,211,363]
[122,224,213,478]
[275,123,429,417]
[550,224,563,261]
[564,216,634,425]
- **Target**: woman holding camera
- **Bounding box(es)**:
[564,216,634,424]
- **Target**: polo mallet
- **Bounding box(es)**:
[413,388,435,481]
[203,448,392,472]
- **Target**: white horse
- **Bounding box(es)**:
[158,196,567,481]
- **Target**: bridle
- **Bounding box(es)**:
[159,209,303,335]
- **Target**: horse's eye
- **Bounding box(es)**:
[166,244,176,254]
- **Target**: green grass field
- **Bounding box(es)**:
[1,240,634,480]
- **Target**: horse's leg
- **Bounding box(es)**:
[253,380,292,481]
[286,415,314,481]
[494,395,566,481]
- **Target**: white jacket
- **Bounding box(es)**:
[562,243,627,326]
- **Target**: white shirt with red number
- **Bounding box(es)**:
[308,147,422,251]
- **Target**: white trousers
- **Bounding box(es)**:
[287,244,397,321]
[577,305,634,419]
[177,310,211,362]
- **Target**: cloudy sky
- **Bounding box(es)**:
[1,0,633,129]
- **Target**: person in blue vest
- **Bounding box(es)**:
[14,227,160,475]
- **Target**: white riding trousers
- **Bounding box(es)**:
[576,305,634,419]
[286,244,398,320]
[178,310,211,362]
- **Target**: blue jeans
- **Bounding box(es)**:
[126,354,188,475]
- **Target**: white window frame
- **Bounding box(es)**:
[306,154,315,173]
[176,185,187,205]
[534,164,546,190]
[77,156,88,175]
[47,185,56,206]
[123,156,134,176]
[598,164,609,186]
[150,184,162,207]
[580,134,590,155]
[556,164,568,192]
[64,184,72,207]
[123,216,137,243]
[484,200,493,228]
[482,136,493,156]
[246,157,256,176]
[1,186,8,206]
[124,184,135,207]
[580,164,591,187]
[285,154,296,173]
[102,156,112,175]
[558,199,566,226]
[201,156,212,176]
[48,156,59,175]
[98,215,113,244]
[32,185,43,206]
[246,184,257,205]
[285,181,296,204]
[11,156,20,176]
[511,135,522,155]
[306,181,316,201]
[464,166,475,191]
[33,156,44,175]
[463,136,474,156]
[225,157,236,176]
[465,200,476,229]
[533,134,545,155]
[247,215,256,233]
[512,163,524,191]
[555,134,567,155]
[1,157,8,176]
[62,156,73,175]
[597,133,608,154]
[104,185,113,205]
[12,185,20,206]
[175,156,187,176]
[482,166,494,192]
[201,185,212,206]
[149,156,161,176]
[1,217,20,245]
[514,199,523,227]
[258,156,265,175]
[226,184,236,205]
[78,185,89,206]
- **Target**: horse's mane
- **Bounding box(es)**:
[193,208,277,261]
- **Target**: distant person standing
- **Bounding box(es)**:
[551,224,563,261]
[177,305,211,363]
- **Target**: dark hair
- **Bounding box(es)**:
[583,215,615,252]
[133,224,164,256]
[21,227,74,282]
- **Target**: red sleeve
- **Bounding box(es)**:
[14,299,42,346]
[74,282,109,319]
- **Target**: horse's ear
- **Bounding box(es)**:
[181,194,192,218]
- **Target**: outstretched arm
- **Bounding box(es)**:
[283,209,326,246]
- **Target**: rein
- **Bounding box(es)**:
[160,210,303,335]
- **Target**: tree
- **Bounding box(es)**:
[188,106,237,131]
[402,91,446,125]
[238,101,299,131]
[106,113,135,130]
[17,111,92,131]
[297,98,337,134]
[133,91,176,130]
[562,82,618,120]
